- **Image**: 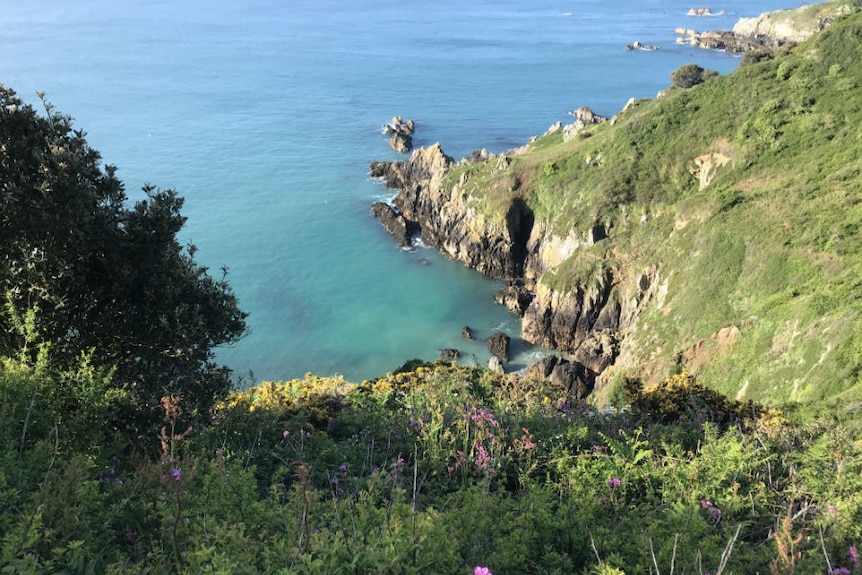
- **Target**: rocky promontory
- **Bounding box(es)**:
[677,0,858,52]
[369,3,862,405]
[369,136,639,388]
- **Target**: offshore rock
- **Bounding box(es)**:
[461,325,474,340]
[383,116,415,153]
[440,348,460,362]
[486,332,511,363]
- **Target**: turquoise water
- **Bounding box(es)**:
[1,0,797,383]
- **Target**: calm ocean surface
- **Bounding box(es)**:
[1,0,796,383]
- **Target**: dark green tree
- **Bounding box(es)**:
[670,63,718,89]
[0,85,247,434]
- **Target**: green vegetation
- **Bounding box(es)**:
[670,64,719,89]
[0,86,247,438]
[451,9,862,406]
[1,360,860,573]
[2,4,862,573]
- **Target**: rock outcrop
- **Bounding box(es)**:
[383,117,415,153]
[675,28,768,52]
[370,202,419,247]
[564,107,609,142]
[369,143,532,279]
[677,2,857,53]
[486,332,511,363]
[525,355,595,402]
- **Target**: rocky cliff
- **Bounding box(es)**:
[370,138,641,391]
[370,144,531,280]
[370,6,862,405]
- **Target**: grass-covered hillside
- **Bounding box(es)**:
[444,9,862,408]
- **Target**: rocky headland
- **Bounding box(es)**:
[677,0,858,52]
[369,2,862,404]
[369,122,636,396]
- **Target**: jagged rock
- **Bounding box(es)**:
[572,330,619,374]
[370,202,419,247]
[550,361,594,401]
[521,269,624,371]
[461,325,474,340]
[461,149,494,165]
[488,355,505,374]
[382,116,415,153]
[440,348,460,362]
[625,41,660,51]
[486,332,510,363]
[370,144,531,279]
[564,107,609,142]
[676,28,768,53]
[687,7,724,16]
[494,283,533,316]
[525,355,595,402]
[570,107,608,125]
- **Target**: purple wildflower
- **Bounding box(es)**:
[607,477,621,488]
[833,567,851,575]
[474,567,493,575]
[172,467,181,481]
[850,546,859,566]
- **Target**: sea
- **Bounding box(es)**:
[1,0,797,384]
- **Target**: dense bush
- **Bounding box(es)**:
[0,86,247,435]
[1,361,860,574]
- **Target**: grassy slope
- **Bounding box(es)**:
[450,11,862,409]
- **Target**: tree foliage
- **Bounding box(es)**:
[669,63,718,89]
[0,85,247,431]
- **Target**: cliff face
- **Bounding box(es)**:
[370,144,642,385]
[370,144,531,280]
